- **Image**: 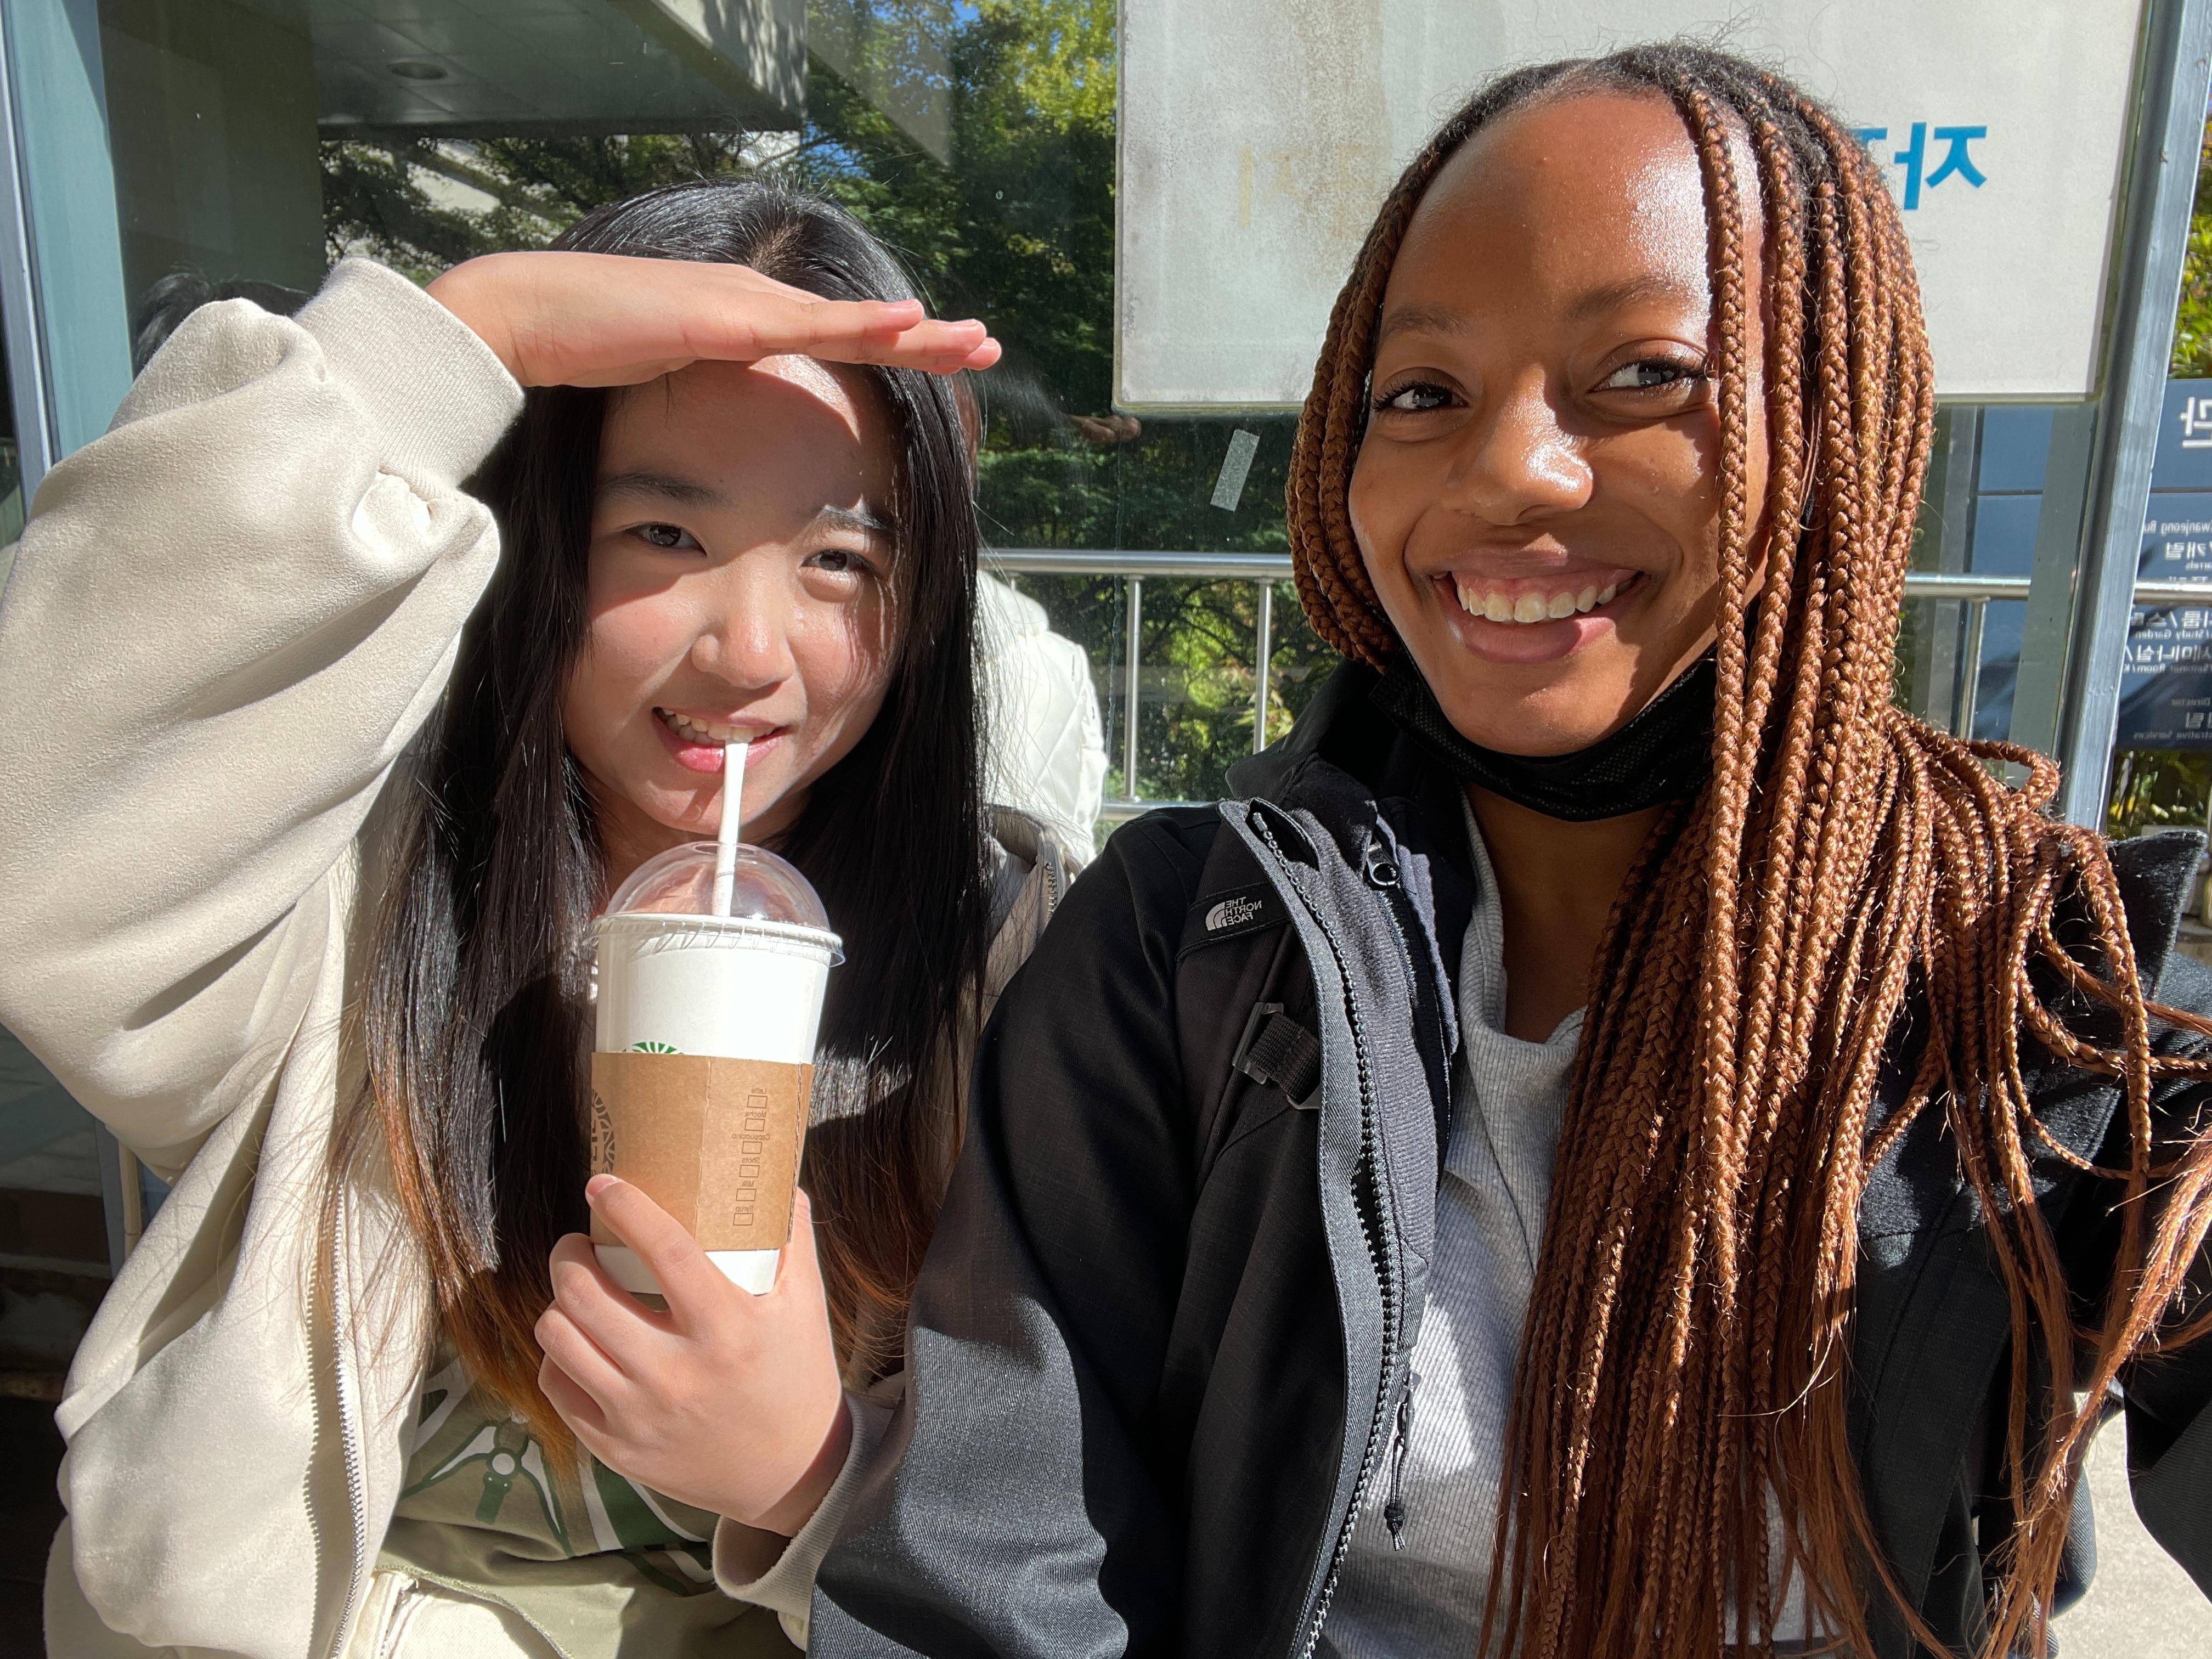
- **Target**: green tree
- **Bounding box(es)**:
[324,133,761,280]
[2171,109,2212,379]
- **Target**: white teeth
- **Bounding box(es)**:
[1451,577,1629,625]
[662,710,756,744]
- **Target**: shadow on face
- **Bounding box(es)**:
[1348,86,1771,757]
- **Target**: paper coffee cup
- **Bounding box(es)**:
[591,911,838,1295]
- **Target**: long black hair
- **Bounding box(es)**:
[357,179,992,1420]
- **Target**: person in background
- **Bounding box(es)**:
[128,273,313,374]
[803,43,2212,1659]
[0,179,1073,1658]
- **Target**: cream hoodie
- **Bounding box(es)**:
[0,258,1053,1657]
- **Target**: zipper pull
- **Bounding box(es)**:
[1382,1370,1417,1548]
[1362,838,1401,890]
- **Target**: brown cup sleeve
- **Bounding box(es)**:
[588,1053,814,1253]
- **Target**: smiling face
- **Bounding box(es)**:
[1348,87,1768,756]
[560,355,901,883]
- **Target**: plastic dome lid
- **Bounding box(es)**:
[603,840,834,934]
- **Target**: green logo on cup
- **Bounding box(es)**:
[630,1040,679,1053]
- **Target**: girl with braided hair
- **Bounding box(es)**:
[803,42,2212,1659]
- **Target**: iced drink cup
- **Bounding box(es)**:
[589,842,840,1296]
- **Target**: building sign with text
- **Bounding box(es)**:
[2118,382,2212,747]
[1119,0,2144,409]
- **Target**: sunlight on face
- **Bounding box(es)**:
[1348,87,1770,756]
[560,356,901,886]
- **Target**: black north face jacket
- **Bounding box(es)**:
[812,663,2212,1658]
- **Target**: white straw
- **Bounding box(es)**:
[712,741,747,917]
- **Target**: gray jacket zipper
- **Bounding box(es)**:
[1361,825,1446,1559]
[1249,811,1409,1659]
[325,1189,371,1659]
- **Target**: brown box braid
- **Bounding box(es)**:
[1286,42,2212,1659]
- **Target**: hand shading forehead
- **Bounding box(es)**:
[1381,88,1760,335]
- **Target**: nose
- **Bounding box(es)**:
[1437,371,1592,524]
[686,558,797,691]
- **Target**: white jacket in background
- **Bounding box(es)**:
[976,574,1105,865]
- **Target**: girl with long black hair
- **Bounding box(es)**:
[0,179,1064,1657]
[804,44,2212,1659]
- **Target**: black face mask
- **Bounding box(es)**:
[1370,651,1716,822]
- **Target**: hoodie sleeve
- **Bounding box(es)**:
[0,258,522,1172]
[714,1386,899,1647]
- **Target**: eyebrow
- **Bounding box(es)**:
[1373,275,1710,347]
[597,473,896,537]
[597,469,727,507]
[815,503,896,538]
[1373,302,1470,349]
[1564,274,1707,323]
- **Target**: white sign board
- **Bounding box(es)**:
[1116,1,2144,408]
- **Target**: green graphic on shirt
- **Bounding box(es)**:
[389,1344,715,1572]
[372,1342,796,1658]
[400,1412,571,1547]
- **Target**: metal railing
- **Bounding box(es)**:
[984,550,2212,819]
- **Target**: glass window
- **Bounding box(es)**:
[0,313,111,1409]
[1898,404,2042,747]
[0,331,19,548]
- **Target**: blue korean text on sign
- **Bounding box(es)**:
[2116,382,2212,747]
[1854,123,1989,210]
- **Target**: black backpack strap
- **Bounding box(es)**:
[1173,811,1324,1173]
[1232,1002,1321,1109]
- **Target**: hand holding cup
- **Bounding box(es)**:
[537,1176,851,1535]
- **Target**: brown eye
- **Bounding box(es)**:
[1596,359,1704,393]
[1373,381,1456,414]
[804,547,878,579]
[634,522,699,551]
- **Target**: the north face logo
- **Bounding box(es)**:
[1205,895,1265,932]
